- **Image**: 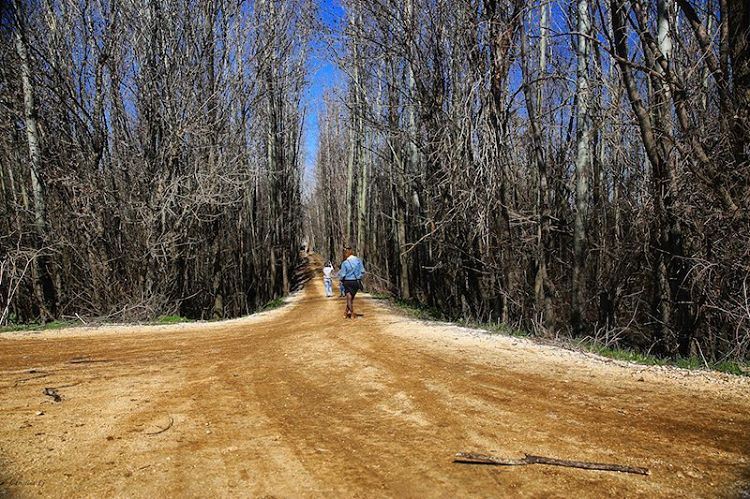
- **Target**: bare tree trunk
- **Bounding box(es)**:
[520,8,553,328]
[728,0,750,198]
[537,0,548,117]
[357,141,368,254]
[405,0,420,184]
[385,36,410,300]
[611,0,696,356]
[654,0,686,355]
[354,4,368,255]
[13,0,57,320]
[486,0,523,323]
[572,0,592,334]
[345,119,356,243]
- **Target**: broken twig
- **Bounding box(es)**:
[454,452,650,476]
[69,358,110,364]
[145,416,174,435]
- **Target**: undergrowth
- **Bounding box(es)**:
[585,343,748,376]
[262,297,286,311]
[0,320,73,333]
[154,315,190,324]
[0,297,287,333]
[392,297,447,322]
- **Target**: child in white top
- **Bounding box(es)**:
[322,261,334,297]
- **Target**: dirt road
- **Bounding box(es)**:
[1,270,749,498]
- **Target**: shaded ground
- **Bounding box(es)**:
[1,262,749,498]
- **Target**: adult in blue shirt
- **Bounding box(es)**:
[339,246,365,319]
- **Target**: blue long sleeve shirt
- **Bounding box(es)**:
[339,256,365,280]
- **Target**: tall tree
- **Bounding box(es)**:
[572,0,592,334]
[12,0,57,319]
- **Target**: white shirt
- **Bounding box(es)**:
[323,266,333,279]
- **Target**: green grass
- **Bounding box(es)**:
[262,297,285,311]
[713,361,748,376]
[588,344,664,366]
[153,314,190,324]
[584,342,749,376]
[369,291,392,300]
[392,298,446,322]
[0,320,73,333]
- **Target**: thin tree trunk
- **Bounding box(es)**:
[345,119,356,243]
[520,9,553,328]
[572,0,592,334]
[14,0,57,320]
[354,4,367,255]
[728,0,750,198]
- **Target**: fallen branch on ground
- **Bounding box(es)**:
[69,358,110,364]
[454,452,650,476]
[145,416,174,435]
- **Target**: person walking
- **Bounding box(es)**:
[339,246,365,319]
[322,260,334,297]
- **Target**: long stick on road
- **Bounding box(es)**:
[454,452,650,476]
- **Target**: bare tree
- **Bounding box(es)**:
[572,0,592,334]
[1,0,311,324]
[12,0,57,320]
[307,0,749,362]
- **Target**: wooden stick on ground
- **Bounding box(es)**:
[454,452,650,476]
[145,416,174,436]
[69,358,110,364]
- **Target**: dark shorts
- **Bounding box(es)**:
[341,279,361,297]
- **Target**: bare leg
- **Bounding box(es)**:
[345,293,353,318]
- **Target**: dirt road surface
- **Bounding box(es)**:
[1,268,749,498]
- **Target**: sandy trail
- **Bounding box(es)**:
[1,267,749,498]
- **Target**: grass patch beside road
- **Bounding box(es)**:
[375,292,748,377]
[0,320,73,334]
[587,343,749,376]
[262,297,286,311]
[154,315,190,324]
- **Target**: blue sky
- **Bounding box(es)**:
[302,0,345,186]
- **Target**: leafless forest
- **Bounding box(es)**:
[2,0,310,322]
[2,0,749,362]
[307,0,750,361]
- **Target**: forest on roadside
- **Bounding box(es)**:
[2,0,749,364]
[307,0,750,362]
[1,0,310,322]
